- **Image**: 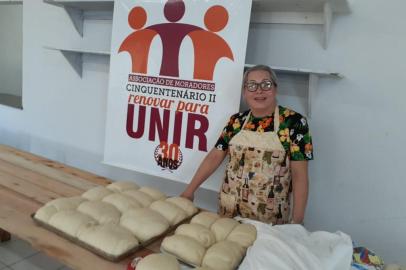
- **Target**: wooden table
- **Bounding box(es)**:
[0,144,161,270]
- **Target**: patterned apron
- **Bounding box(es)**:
[219,106,292,224]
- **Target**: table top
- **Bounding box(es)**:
[0,144,161,270]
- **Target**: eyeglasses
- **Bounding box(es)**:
[244,80,275,92]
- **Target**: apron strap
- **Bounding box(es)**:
[274,105,280,132]
[242,111,251,128]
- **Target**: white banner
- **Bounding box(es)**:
[104,0,252,185]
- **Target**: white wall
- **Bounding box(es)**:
[246,0,406,263]
[0,0,405,264]
[0,3,22,96]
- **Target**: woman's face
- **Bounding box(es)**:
[243,70,277,117]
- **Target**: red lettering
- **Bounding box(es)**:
[173,111,183,146]
[149,107,169,142]
[126,104,208,152]
[186,113,209,152]
[126,104,145,138]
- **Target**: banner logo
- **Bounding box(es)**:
[154,142,183,171]
[118,0,234,80]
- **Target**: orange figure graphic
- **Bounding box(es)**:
[188,5,234,80]
[118,7,157,74]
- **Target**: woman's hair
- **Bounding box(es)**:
[242,64,278,87]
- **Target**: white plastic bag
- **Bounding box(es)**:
[238,220,353,270]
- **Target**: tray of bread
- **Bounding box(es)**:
[32,181,199,261]
[160,211,257,270]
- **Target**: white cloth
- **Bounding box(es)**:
[238,219,353,270]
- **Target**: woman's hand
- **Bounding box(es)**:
[180,189,195,201]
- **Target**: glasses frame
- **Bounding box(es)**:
[244,79,275,92]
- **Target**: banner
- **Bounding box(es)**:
[104,0,252,185]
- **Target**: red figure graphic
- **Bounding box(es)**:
[118,7,157,74]
[146,0,202,77]
[188,5,234,81]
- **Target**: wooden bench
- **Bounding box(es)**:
[0,144,162,270]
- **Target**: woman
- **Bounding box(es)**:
[181,64,313,224]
